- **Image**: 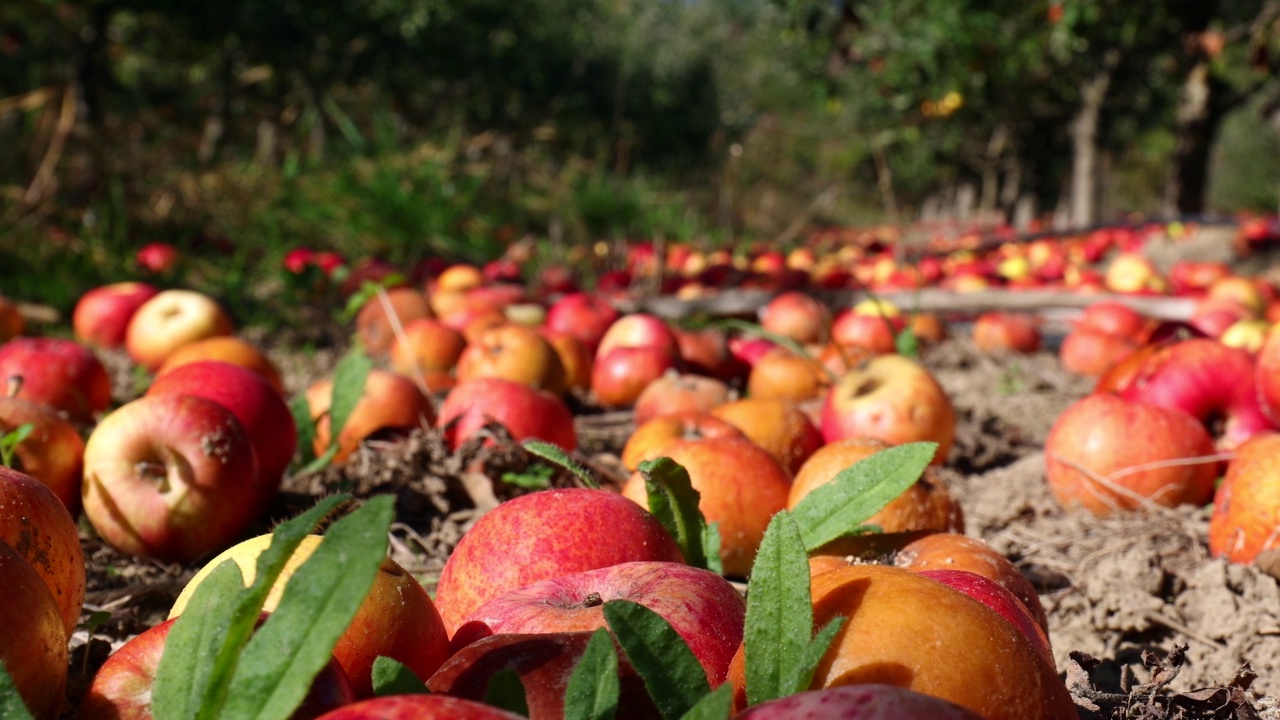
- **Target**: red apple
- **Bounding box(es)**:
[170,534,451,699]
[307,369,436,464]
[1059,328,1138,376]
[0,538,67,720]
[313,695,525,720]
[135,242,179,273]
[632,372,730,425]
[126,289,235,371]
[437,377,576,452]
[456,323,567,395]
[595,313,681,365]
[727,335,778,370]
[156,336,285,395]
[72,282,161,348]
[972,312,1041,354]
[79,615,355,720]
[734,685,984,719]
[591,345,681,408]
[1044,394,1218,517]
[0,393,85,514]
[1256,327,1280,424]
[916,569,1053,668]
[147,360,297,491]
[1209,433,1280,564]
[673,326,743,381]
[450,560,746,684]
[0,466,85,636]
[759,291,831,345]
[821,355,955,465]
[387,318,466,377]
[0,337,111,422]
[830,309,901,355]
[82,394,264,562]
[544,293,621,357]
[433,488,684,636]
[621,412,747,471]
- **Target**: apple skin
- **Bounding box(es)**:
[307,369,436,464]
[673,326,743,382]
[1254,327,1280,425]
[746,347,829,403]
[710,397,824,475]
[0,337,112,423]
[916,569,1054,668]
[1059,328,1138,377]
[456,323,568,396]
[433,488,684,636]
[125,289,235,371]
[1209,433,1280,564]
[621,412,747,471]
[82,393,264,563]
[1044,394,1218,517]
[591,345,681,408]
[733,685,984,720]
[427,631,660,720]
[72,282,161,348]
[169,534,452,699]
[972,312,1041,354]
[726,565,1076,720]
[388,318,467,377]
[596,313,681,366]
[820,355,955,466]
[0,466,85,637]
[79,615,356,720]
[156,335,285,395]
[622,437,791,578]
[313,695,526,720]
[632,372,731,426]
[831,310,901,355]
[354,287,432,357]
[0,538,67,720]
[451,561,746,685]
[539,328,594,392]
[759,291,831,345]
[135,242,180,274]
[0,395,85,514]
[544,292,621,357]
[1076,300,1151,337]
[437,377,577,452]
[147,360,297,493]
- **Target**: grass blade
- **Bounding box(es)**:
[564,628,620,720]
[789,442,936,552]
[742,510,810,707]
[604,599,709,720]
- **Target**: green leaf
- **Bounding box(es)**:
[219,495,396,720]
[679,684,733,720]
[638,457,713,571]
[77,610,112,634]
[0,661,36,720]
[371,657,429,696]
[501,462,555,489]
[327,350,373,453]
[895,325,919,359]
[742,510,810,707]
[789,442,936,552]
[484,668,529,717]
[564,628,620,720]
[700,523,723,576]
[524,439,599,489]
[0,422,33,468]
[789,617,846,696]
[153,495,349,720]
[603,600,709,720]
[288,394,318,468]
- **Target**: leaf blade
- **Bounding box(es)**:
[742,510,810,707]
[604,599,709,720]
[564,627,620,720]
[638,457,711,571]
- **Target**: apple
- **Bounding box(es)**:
[727,335,778,370]
[830,309,901,355]
[1209,432,1280,564]
[788,438,963,535]
[759,291,831,345]
[437,377,576,452]
[79,615,356,720]
[820,355,955,465]
[621,437,791,577]
[135,242,179,273]
[155,335,285,394]
[146,360,297,491]
[632,372,731,425]
[433,488,684,635]
[621,412,747,471]
[170,534,451,699]
[312,695,525,719]
[595,313,681,365]
[307,369,436,464]
[1189,298,1252,339]
[1169,260,1231,295]
[82,393,263,562]
[544,292,621,357]
[450,561,746,684]
[0,466,85,636]
[734,685,983,719]
[1044,394,1218,517]
[591,345,681,408]
[126,289,235,371]
[1058,328,1138,376]
[354,287,432,357]
[746,347,829,403]
[673,326,743,381]
[972,312,1041,354]
[907,312,947,345]
[1256,326,1280,424]
[1206,275,1268,315]
[339,257,406,298]
[385,317,467,379]
[916,569,1053,668]
[1219,318,1270,352]
[0,393,85,514]
[726,565,1076,720]
[538,328,593,392]
[0,296,23,342]
[72,282,161,348]
[0,538,67,720]
[434,263,485,293]
[0,337,111,422]
[426,631,659,720]
[1104,252,1165,294]
[456,323,567,396]
[710,397,824,475]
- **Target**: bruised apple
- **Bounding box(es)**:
[710,396,823,475]
[0,337,111,423]
[0,538,66,720]
[1209,433,1280,564]
[0,467,85,636]
[821,355,955,465]
[307,369,436,464]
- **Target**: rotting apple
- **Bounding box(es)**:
[820,354,955,465]
[450,560,746,684]
[82,394,263,563]
[0,391,85,514]
[433,488,684,636]
[0,538,67,720]
[125,289,235,371]
[307,369,436,464]
[72,282,161,349]
[1208,432,1280,564]
[437,377,576,452]
[0,466,85,637]
[0,337,112,423]
[710,396,823,475]
[621,412,747,471]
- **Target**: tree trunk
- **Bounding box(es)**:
[1165,61,1230,214]
[1067,67,1114,229]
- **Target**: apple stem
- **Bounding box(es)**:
[582,592,604,608]
[6,375,21,398]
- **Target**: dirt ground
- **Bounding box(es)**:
[71,323,1280,719]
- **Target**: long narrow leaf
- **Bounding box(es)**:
[0,661,36,720]
[524,440,599,489]
[287,394,317,467]
[742,511,810,707]
[679,684,733,720]
[603,600,709,720]
[638,458,711,570]
[789,617,846,695]
[564,628,620,720]
[219,495,396,720]
[789,442,936,552]
[327,350,373,451]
